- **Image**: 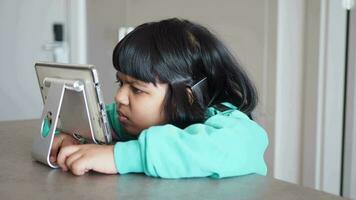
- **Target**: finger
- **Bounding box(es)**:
[65,151,84,170]
[52,134,78,163]
[62,136,79,146]
[57,145,80,171]
[70,157,91,176]
[50,135,64,163]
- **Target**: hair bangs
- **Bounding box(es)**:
[113,26,158,84]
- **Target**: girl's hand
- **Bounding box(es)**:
[56,144,117,176]
[50,133,79,164]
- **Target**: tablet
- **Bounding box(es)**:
[35,62,112,144]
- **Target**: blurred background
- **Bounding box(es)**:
[0,0,355,198]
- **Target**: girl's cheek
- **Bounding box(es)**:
[130,114,153,131]
[133,114,149,127]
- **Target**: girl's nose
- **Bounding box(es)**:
[115,86,129,106]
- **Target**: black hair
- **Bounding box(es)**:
[113,18,258,128]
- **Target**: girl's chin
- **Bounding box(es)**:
[121,124,141,137]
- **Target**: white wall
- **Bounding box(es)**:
[275,0,347,195]
[343,6,356,199]
[86,0,126,103]
[302,0,346,195]
[274,0,305,183]
[0,0,66,121]
[67,0,87,65]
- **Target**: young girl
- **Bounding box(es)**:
[50,18,268,178]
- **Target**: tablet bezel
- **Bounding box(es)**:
[34,62,112,144]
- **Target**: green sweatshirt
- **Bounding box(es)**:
[106,102,268,179]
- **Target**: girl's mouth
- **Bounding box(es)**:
[118,110,129,123]
[119,115,129,123]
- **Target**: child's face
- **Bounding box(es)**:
[115,72,168,136]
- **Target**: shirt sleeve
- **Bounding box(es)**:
[113,109,268,179]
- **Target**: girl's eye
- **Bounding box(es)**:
[131,86,143,94]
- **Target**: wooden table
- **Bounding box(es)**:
[0,119,348,200]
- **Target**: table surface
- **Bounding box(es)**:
[0,119,349,200]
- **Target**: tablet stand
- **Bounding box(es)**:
[31,77,91,168]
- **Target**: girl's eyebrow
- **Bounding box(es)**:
[116,72,149,88]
